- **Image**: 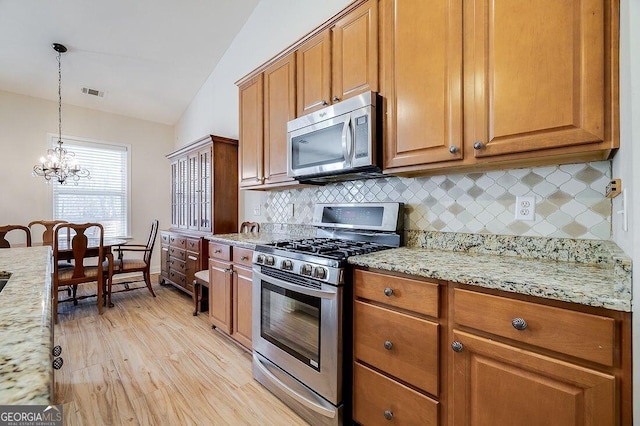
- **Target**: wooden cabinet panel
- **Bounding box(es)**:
[232,247,253,268]
[453,288,615,366]
[451,330,615,425]
[296,29,331,116]
[209,258,232,334]
[331,0,378,102]
[467,0,608,159]
[354,363,439,425]
[232,264,253,349]
[354,301,439,396]
[381,0,463,170]
[209,242,231,261]
[168,246,185,261]
[354,269,439,317]
[239,75,264,188]
[263,53,296,186]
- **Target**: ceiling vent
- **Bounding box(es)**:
[81,87,104,98]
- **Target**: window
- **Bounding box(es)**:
[52,136,130,238]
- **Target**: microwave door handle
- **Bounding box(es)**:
[341,115,353,166]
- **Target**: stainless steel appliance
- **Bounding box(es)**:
[252,202,403,426]
[286,92,383,184]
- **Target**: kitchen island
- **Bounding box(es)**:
[0,246,54,404]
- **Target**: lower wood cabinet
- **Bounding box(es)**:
[352,268,631,425]
[160,230,207,297]
[209,242,253,350]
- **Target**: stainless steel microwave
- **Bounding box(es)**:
[287,92,382,184]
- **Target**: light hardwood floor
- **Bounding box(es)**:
[54,276,308,425]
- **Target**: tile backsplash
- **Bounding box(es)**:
[262,161,612,240]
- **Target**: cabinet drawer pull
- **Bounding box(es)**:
[383,287,394,297]
[383,410,393,420]
[240,255,249,261]
[383,340,393,350]
[188,255,197,261]
[162,247,169,252]
[511,317,528,331]
[214,249,222,253]
[451,341,464,352]
[322,100,328,106]
[332,96,340,102]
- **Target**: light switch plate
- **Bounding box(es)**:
[515,196,536,221]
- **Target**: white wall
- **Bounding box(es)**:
[174,0,352,226]
[614,0,639,421]
[0,90,173,272]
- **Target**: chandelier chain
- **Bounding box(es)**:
[57,49,62,142]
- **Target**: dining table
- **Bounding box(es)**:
[54,236,127,307]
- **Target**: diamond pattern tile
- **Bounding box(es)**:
[263,161,612,239]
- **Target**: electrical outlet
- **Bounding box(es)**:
[514,196,536,221]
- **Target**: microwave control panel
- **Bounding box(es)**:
[354,115,369,159]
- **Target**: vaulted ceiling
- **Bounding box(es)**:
[0,0,260,125]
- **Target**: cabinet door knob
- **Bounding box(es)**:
[449,145,459,154]
[383,287,394,297]
[473,141,485,150]
[383,410,393,420]
[451,341,464,352]
[322,100,328,106]
[384,340,393,350]
[332,96,340,102]
[511,317,528,331]
[52,345,62,357]
[53,357,64,370]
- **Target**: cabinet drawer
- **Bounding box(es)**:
[453,288,616,366]
[169,235,186,248]
[170,258,186,274]
[233,247,253,268]
[354,269,439,318]
[160,232,170,245]
[354,362,438,425]
[209,242,231,261]
[186,237,200,252]
[169,247,185,261]
[169,270,186,287]
[354,300,439,395]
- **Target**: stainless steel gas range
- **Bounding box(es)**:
[252,202,404,426]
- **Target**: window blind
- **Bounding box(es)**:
[52,138,129,238]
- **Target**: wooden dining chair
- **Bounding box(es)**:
[53,222,106,324]
[0,225,32,248]
[240,221,260,233]
[28,220,68,246]
[106,219,158,306]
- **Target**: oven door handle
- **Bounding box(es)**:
[253,269,337,300]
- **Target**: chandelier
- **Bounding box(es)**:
[33,43,90,184]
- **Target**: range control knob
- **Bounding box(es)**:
[256,254,265,264]
[314,267,327,280]
[301,264,313,276]
[265,256,275,266]
[281,260,293,271]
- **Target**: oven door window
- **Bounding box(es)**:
[261,281,321,371]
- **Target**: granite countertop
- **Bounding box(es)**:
[206,230,632,312]
[0,246,53,404]
[205,232,298,250]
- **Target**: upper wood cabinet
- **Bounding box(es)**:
[167,135,238,233]
[380,0,463,169]
[382,0,619,175]
[239,54,298,190]
[297,0,378,116]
